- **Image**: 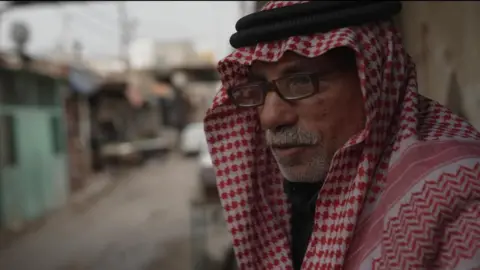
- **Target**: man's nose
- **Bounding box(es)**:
[258,91,298,131]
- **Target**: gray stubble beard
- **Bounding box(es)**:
[271,146,329,183]
[266,127,329,183]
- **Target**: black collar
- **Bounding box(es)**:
[283,180,322,214]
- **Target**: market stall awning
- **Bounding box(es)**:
[68,64,102,95]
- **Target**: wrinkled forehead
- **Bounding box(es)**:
[248,48,356,80]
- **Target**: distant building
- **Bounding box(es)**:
[83,57,126,78]
[127,38,220,123]
[129,39,200,71]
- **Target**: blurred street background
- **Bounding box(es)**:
[0,1,479,270]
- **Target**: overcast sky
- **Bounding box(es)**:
[0,1,249,61]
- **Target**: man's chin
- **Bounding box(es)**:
[270,147,329,182]
[275,154,329,183]
[272,147,315,166]
[277,164,323,183]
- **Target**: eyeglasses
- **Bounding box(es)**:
[227,72,323,108]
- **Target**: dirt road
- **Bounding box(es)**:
[0,153,230,270]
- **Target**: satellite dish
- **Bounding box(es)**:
[10,21,30,48]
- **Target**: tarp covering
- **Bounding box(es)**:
[68,64,101,95]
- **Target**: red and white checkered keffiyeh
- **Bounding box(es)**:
[204,1,480,269]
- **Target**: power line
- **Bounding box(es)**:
[62,4,120,46]
[57,7,72,55]
[56,8,117,46]
[53,5,119,62]
[71,19,116,43]
[68,8,118,34]
[84,2,117,25]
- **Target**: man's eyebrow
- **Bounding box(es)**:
[280,63,310,76]
[247,69,264,81]
[248,61,312,81]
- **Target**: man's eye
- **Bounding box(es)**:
[287,76,312,89]
[289,77,310,86]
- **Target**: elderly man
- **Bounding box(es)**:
[204,1,480,269]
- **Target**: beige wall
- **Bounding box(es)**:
[399,1,480,129]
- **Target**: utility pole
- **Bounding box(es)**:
[117,1,135,74]
[72,40,83,63]
[239,2,256,17]
[59,7,72,62]
[239,1,248,17]
[0,3,12,49]
[0,9,4,48]
[117,1,142,107]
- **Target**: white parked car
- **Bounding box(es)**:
[180,122,206,156]
[100,128,178,164]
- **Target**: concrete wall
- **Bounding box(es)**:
[65,94,92,192]
[399,1,480,129]
[253,1,480,128]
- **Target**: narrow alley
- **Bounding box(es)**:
[0,153,230,270]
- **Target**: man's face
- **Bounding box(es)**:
[249,48,365,183]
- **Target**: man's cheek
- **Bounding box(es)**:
[301,96,329,118]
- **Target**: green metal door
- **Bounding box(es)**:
[0,107,67,227]
[4,109,48,221]
[0,68,68,229]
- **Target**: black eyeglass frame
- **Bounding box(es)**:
[227,72,327,108]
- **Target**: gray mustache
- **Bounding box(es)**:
[265,126,319,147]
